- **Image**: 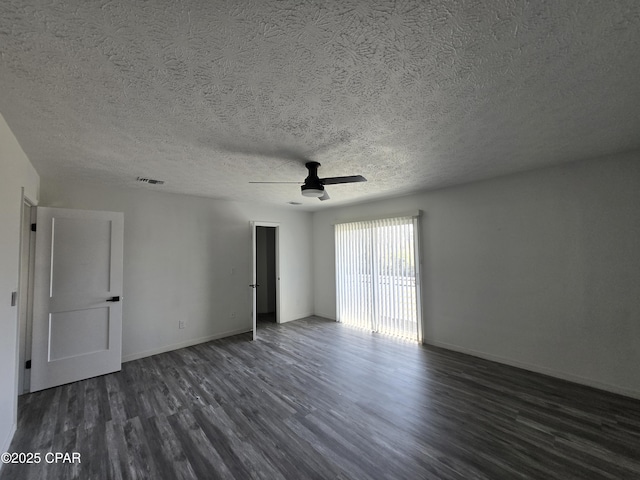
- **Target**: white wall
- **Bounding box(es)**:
[313,152,640,398]
[0,114,39,454]
[41,180,313,361]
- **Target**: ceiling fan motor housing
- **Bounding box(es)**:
[304,162,322,185]
[301,162,325,197]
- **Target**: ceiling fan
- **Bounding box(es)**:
[249,161,367,201]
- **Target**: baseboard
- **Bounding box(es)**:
[0,423,17,472]
[426,339,640,401]
[279,312,314,324]
[122,327,252,363]
[312,312,336,321]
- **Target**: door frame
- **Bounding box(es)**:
[17,191,36,395]
[250,221,280,340]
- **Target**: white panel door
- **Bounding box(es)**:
[30,207,124,392]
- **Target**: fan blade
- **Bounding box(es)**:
[248,181,301,184]
[319,190,330,201]
[320,175,367,185]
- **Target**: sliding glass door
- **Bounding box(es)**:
[335,215,422,341]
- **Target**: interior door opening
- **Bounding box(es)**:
[256,226,277,327]
[250,222,280,340]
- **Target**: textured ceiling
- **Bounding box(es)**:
[1,1,640,210]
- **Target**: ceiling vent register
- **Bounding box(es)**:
[137,177,165,185]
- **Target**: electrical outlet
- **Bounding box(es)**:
[178,320,185,329]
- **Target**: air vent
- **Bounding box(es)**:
[137,177,165,185]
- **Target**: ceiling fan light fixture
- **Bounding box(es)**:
[301,186,324,197]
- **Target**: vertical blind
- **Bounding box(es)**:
[335,215,421,341]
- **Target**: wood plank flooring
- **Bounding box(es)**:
[3,316,640,479]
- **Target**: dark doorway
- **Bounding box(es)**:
[256,226,277,326]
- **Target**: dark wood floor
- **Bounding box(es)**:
[3,317,640,479]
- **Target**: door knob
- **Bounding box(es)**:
[249,284,260,288]
[106,296,121,302]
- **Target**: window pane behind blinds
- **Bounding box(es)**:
[335,216,418,340]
